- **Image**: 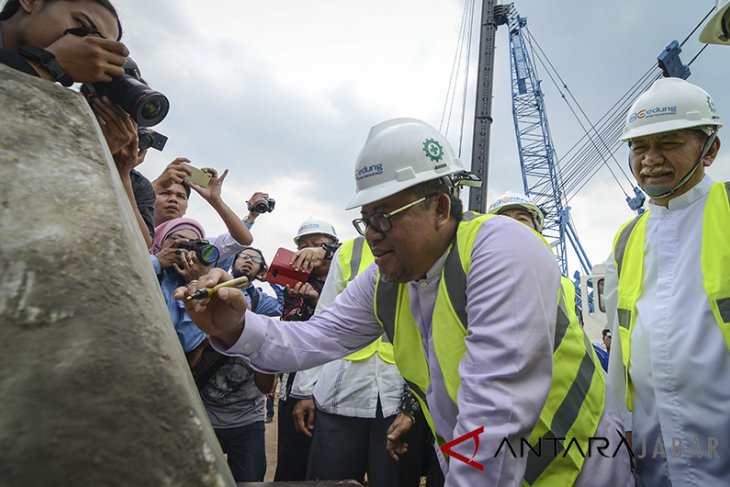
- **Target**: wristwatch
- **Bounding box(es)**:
[17,45,74,87]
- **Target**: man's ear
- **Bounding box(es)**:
[703,136,721,168]
[433,193,452,226]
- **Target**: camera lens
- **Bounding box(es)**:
[94,75,169,127]
[198,244,220,265]
[132,91,169,127]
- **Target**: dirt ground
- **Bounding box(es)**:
[263,399,279,482]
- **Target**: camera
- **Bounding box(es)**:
[177,239,220,266]
[82,57,169,127]
[248,197,276,214]
[138,128,168,151]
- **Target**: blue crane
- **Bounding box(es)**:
[503,6,591,276]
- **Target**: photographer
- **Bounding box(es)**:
[150,217,214,365]
[0,0,128,85]
[152,167,267,263]
[91,94,156,246]
[196,247,284,482]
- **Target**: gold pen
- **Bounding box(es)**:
[186,276,250,301]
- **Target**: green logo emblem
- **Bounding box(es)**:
[423,138,444,162]
[707,95,716,113]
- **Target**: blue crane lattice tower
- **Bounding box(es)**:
[506,6,592,276]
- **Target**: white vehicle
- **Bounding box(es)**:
[580,263,608,343]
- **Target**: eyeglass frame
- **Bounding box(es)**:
[235,253,264,264]
[352,192,441,236]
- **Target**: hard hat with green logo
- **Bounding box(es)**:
[620,77,723,142]
[699,0,730,45]
[345,118,481,209]
[294,217,338,245]
[488,191,545,233]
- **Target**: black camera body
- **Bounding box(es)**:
[82,58,169,127]
[178,239,220,266]
[248,198,276,214]
[138,128,168,151]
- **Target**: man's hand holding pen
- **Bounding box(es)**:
[174,268,248,347]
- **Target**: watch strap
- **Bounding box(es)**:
[17,45,74,87]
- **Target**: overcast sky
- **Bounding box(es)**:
[115,0,730,276]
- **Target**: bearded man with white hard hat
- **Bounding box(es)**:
[177,118,632,486]
[604,77,729,486]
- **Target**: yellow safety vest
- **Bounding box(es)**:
[374,212,605,486]
[612,181,730,411]
[340,237,395,364]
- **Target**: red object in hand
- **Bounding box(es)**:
[266,248,312,287]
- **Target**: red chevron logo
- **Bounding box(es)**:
[439,426,485,471]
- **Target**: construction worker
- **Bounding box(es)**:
[605,77,728,485]
[487,193,610,374]
[177,118,632,485]
[487,192,581,322]
[700,0,730,45]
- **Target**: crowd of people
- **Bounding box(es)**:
[3,0,730,486]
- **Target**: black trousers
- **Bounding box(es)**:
[273,398,312,481]
[306,405,408,487]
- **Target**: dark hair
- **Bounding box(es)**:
[181,181,191,199]
[0,0,123,40]
[602,328,611,337]
[407,178,464,221]
[233,247,267,274]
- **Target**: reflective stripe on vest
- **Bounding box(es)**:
[341,237,395,364]
[375,212,605,486]
[613,181,730,411]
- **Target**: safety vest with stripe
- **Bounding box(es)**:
[612,181,730,411]
[373,212,606,486]
[341,237,395,364]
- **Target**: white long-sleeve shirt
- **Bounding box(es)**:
[289,246,404,417]
[605,176,730,486]
[216,216,631,486]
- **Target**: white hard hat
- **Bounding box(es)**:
[488,191,545,233]
[294,217,338,245]
[620,77,723,141]
[700,0,730,45]
[345,118,478,209]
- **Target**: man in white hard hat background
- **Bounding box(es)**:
[274,217,339,482]
[177,118,632,486]
[604,76,729,485]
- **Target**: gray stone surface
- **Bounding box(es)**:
[0,65,235,486]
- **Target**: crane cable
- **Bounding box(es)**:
[440,0,475,151]
[521,6,715,205]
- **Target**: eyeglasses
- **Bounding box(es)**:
[352,193,439,236]
[236,254,263,264]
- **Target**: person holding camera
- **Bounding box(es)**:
[152,163,259,264]
[195,247,283,482]
[0,0,127,85]
[150,216,215,366]
[89,94,158,247]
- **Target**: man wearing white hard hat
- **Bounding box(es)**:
[274,216,339,481]
[178,118,631,486]
[604,77,729,486]
[700,0,730,45]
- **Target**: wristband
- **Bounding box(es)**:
[17,45,74,87]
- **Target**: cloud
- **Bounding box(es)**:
[118,0,729,278]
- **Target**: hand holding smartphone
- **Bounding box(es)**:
[266,248,312,287]
[181,162,212,187]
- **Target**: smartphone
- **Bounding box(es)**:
[265,248,312,287]
[181,162,212,187]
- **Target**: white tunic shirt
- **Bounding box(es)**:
[606,176,730,486]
